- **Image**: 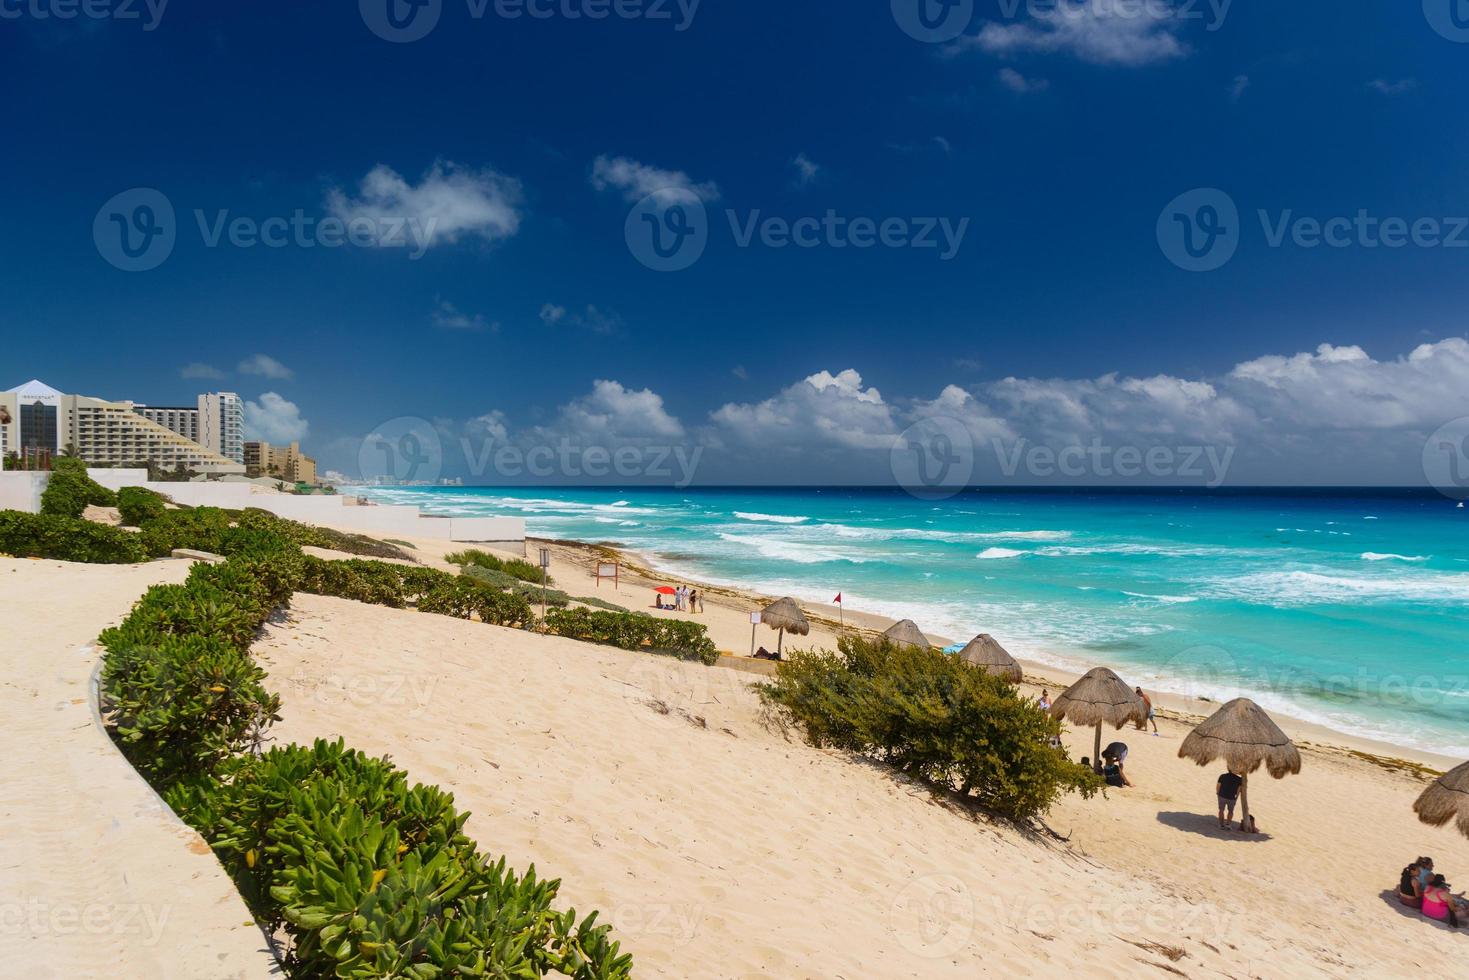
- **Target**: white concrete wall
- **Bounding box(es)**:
[0,472,49,513]
[79,470,525,543]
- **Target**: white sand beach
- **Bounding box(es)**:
[7,524,1468,977]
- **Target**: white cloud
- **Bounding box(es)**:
[590,155,720,204]
[539,303,622,335]
[432,299,497,332]
[710,369,900,450]
[180,362,225,380]
[959,0,1189,67]
[1229,74,1250,102]
[997,67,1049,93]
[243,392,309,443]
[1368,78,1417,96]
[326,161,522,248]
[533,379,685,445]
[238,354,293,380]
[791,153,821,187]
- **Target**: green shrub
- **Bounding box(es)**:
[0,511,147,563]
[759,637,1100,822]
[39,457,116,518]
[419,579,537,628]
[447,549,549,586]
[542,608,719,664]
[101,633,280,783]
[117,486,170,527]
[108,581,266,651]
[137,506,233,557]
[573,596,625,612]
[235,509,412,560]
[173,740,632,979]
[461,563,521,589]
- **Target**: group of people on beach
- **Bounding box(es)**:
[1398,857,1467,928]
[655,585,702,613]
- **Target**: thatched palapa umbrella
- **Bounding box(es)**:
[1414,760,1469,839]
[882,619,931,650]
[959,634,1022,682]
[1178,698,1301,827]
[1049,667,1147,771]
[761,597,810,657]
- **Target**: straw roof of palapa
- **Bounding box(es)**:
[761,597,810,636]
[1414,760,1469,839]
[959,634,1022,682]
[1178,698,1302,779]
[882,619,931,650]
[1048,667,1147,728]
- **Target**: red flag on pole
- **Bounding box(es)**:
[833,592,844,627]
[833,593,842,604]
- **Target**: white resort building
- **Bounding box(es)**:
[1,379,245,475]
[135,392,245,464]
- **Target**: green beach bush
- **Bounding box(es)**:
[233,509,414,560]
[418,579,537,628]
[116,486,171,527]
[542,607,720,664]
[759,636,1101,822]
[0,511,147,563]
[172,740,631,979]
[39,457,117,518]
[90,528,631,975]
[446,548,549,585]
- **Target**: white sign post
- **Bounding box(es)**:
[749,611,762,658]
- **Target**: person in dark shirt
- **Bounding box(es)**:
[1216,772,1244,829]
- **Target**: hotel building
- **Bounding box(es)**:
[2,379,245,475]
[244,440,317,484]
[134,392,245,464]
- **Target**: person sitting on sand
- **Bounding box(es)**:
[1103,742,1129,765]
[1240,813,1259,834]
[1400,860,1426,908]
[1216,771,1243,829]
[1103,757,1132,788]
[1422,874,1460,928]
[1038,690,1051,711]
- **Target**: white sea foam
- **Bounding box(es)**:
[1122,591,1199,604]
[715,532,867,565]
[977,547,1027,560]
[1360,552,1428,563]
[1206,569,1469,606]
[734,512,810,524]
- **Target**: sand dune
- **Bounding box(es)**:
[252,592,1469,978]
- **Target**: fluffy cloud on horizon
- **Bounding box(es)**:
[953,0,1191,68]
[328,338,1469,486]
[244,392,309,444]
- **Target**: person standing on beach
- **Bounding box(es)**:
[689,588,699,614]
[1216,772,1243,829]
[676,586,687,612]
[1136,687,1159,734]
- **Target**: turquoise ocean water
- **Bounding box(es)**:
[358,486,1469,756]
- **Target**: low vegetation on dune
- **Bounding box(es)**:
[39,456,118,518]
[446,548,549,586]
[760,636,1102,823]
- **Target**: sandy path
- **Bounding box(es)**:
[253,592,1469,978]
[0,558,276,980]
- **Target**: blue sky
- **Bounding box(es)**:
[5,2,1469,486]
